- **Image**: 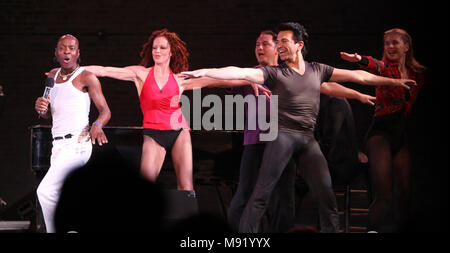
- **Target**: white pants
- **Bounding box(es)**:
[36,136,92,233]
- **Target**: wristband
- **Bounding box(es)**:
[358,56,369,67]
[93,121,103,128]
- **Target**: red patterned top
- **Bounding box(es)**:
[359,56,425,117]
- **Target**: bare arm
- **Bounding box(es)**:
[83,71,111,146]
[340,52,362,62]
[329,68,416,89]
[180,77,252,90]
[180,66,265,84]
[178,76,271,98]
[320,82,376,105]
[84,65,141,83]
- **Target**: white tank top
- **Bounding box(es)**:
[50,67,91,137]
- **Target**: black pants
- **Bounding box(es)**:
[239,131,339,233]
[227,144,296,232]
[315,96,361,188]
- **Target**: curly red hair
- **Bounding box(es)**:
[139,29,189,73]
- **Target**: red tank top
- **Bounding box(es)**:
[139,67,189,130]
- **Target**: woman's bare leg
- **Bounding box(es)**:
[140,135,166,182]
[171,129,193,191]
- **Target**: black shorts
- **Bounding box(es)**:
[366,110,407,154]
[143,129,183,150]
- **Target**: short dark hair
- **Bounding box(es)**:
[276,22,309,56]
[259,30,277,42]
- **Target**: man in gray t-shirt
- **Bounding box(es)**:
[262,61,333,135]
[181,22,416,233]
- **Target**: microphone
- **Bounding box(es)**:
[39,77,54,116]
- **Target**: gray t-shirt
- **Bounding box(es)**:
[261,61,334,135]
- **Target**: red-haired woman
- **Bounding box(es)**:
[341,28,427,232]
[87,29,267,195]
[87,29,194,193]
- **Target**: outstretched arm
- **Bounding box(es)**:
[85,65,141,83]
[83,72,111,146]
[329,68,416,89]
[180,66,265,84]
[340,52,384,74]
[320,82,376,105]
[180,77,252,89]
[179,77,271,97]
[340,52,362,63]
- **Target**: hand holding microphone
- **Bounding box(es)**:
[36,77,54,118]
[35,97,50,116]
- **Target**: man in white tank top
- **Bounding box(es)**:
[34,34,111,233]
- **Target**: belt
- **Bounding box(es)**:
[53,134,73,141]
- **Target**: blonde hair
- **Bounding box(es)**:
[383,28,426,73]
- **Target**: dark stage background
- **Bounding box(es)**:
[0,0,447,232]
